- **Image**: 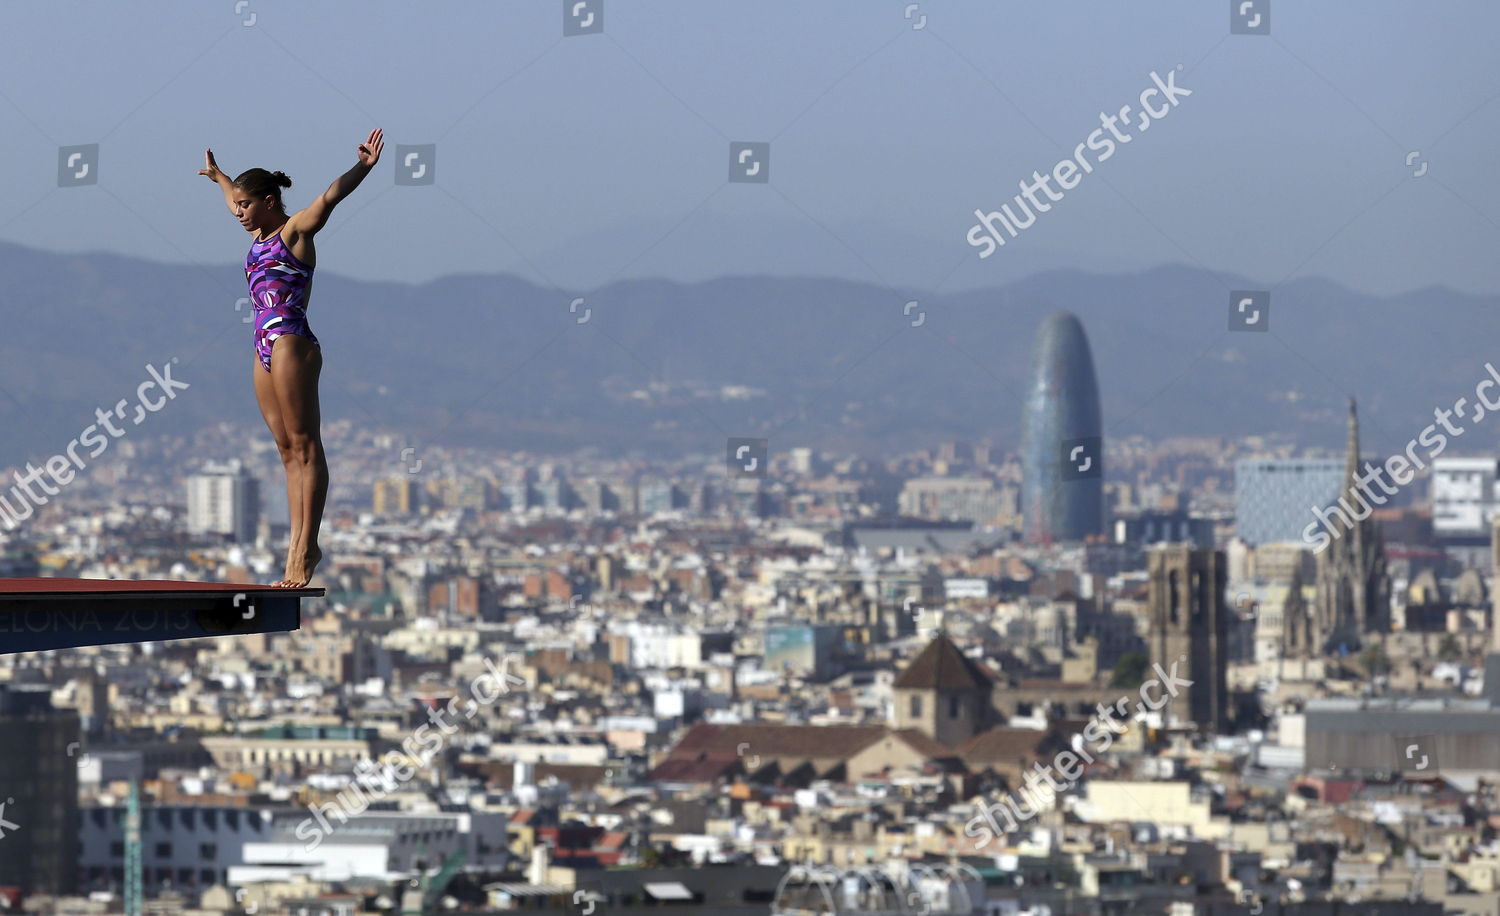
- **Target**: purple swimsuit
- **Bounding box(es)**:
[245,231,319,372]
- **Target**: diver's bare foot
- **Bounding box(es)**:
[277,541,299,587]
[278,545,322,588]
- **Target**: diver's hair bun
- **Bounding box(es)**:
[232,168,292,209]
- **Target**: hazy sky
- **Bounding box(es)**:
[1,0,1495,298]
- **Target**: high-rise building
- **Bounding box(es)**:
[1235,458,1345,545]
[1146,546,1229,732]
[0,684,80,895]
[429,476,492,510]
[636,478,683,515]
[574,479,620,515]
[499,480,532,512]
[787,447,818,476]
[534,477,573,512]
[185,459,260,543]
[1020,311,1104,543]
[373,477,421,515]
[685,480,718,514]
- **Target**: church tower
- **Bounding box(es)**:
[892,634,997,748]
[1314,399,1391,652]
[1280,560,1315,662]
[1147,545,1229,732]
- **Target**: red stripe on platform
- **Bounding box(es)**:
[0,578,322,597]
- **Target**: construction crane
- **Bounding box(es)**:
[399,848,468,916]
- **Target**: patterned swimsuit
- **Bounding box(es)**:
[245,230,319,372]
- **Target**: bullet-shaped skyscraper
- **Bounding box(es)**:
[1021,311,1104,543]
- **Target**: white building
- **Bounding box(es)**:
[186,459,260,544]
[234,811,509,883]
[613,622,703,670]
[1432,457,1500,541]
[897,476,1008,523]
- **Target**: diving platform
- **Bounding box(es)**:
[0,578,319,654]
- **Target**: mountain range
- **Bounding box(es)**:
[0,239,1491,466]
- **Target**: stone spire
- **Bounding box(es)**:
[1344,400,1366,585]
[1314,398,1390,651]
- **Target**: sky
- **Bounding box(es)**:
[0,0,1496,299]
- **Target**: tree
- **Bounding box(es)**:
[1437,634,1461,662]
[1110,651,1149,689]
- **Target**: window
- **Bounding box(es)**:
[154,842,172,859]
[110,841,124,857]
[909,695,921,717]
[949,696,961,718]
[200,843,217,859]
